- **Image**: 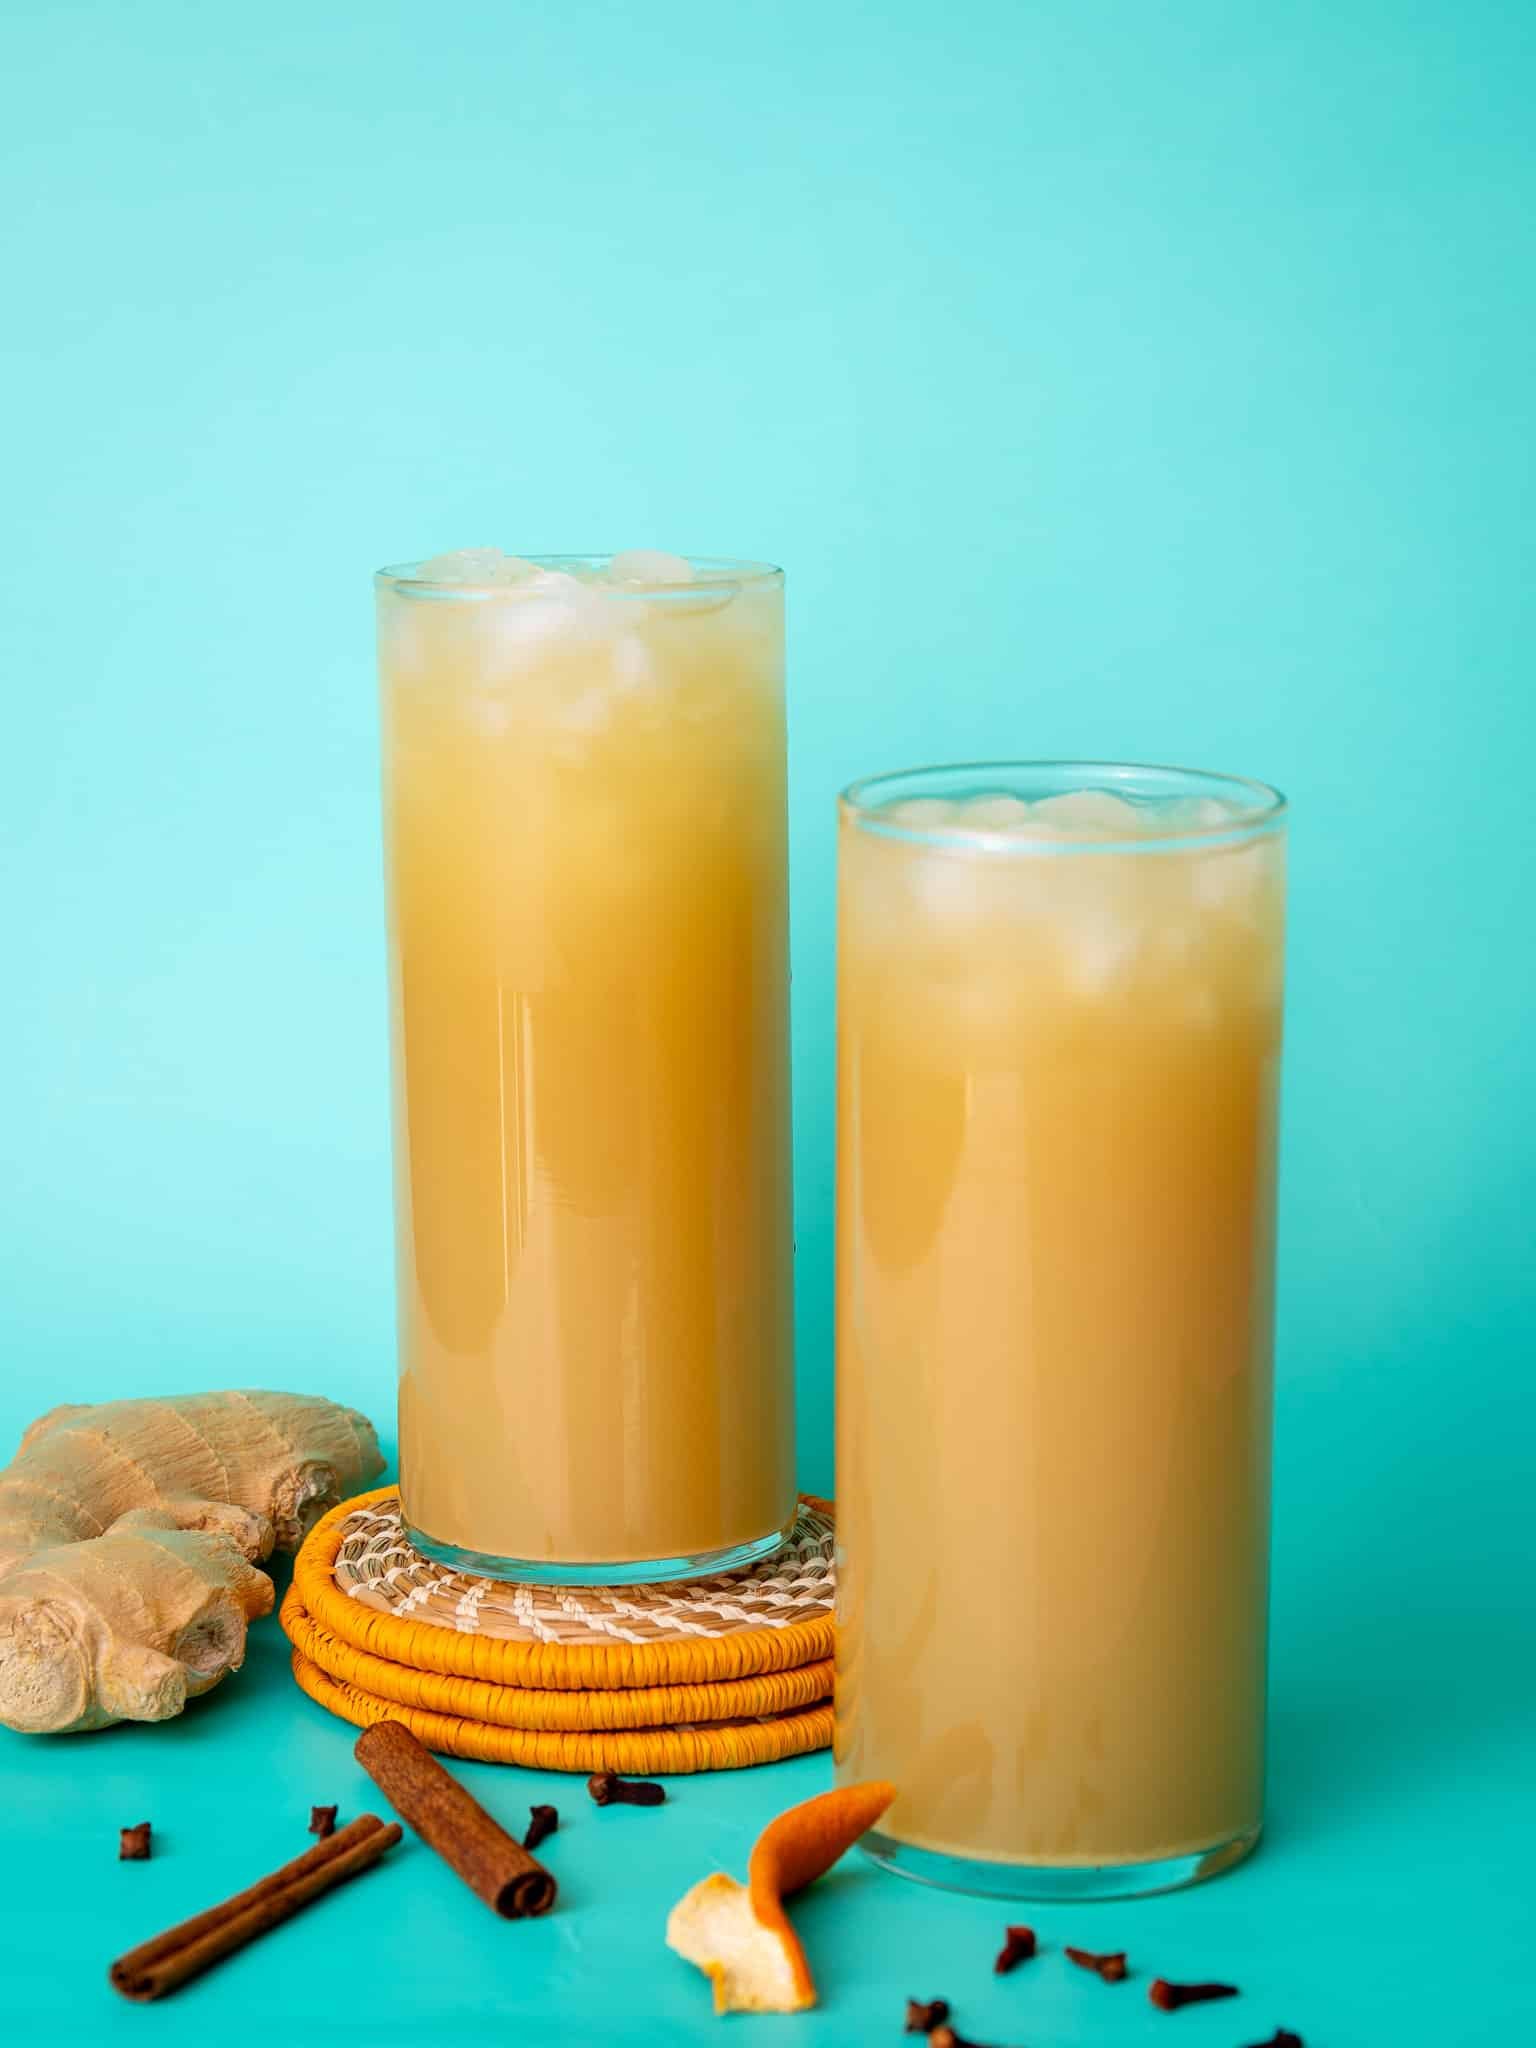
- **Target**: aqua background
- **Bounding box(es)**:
[2,3,1532,2043]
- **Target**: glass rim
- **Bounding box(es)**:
[375,553,783,599]
[839,759,1288,855]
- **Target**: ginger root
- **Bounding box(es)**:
[0,1390,383,1734]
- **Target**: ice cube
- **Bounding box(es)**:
[1163,795,1238,835]
[963,794,1051,835]
[907,847,988,928]
[475,567,605,668]
[1029,790,1143,839]
[553,635,659,737]
[1065,907,1141,992]
[883,797,959,829]
[524,567,591,600]
[417,547,537,588]
[605,549,695,586]
[611,631,654,691]
[877,795,1062,839]
[1190,840,1264,911]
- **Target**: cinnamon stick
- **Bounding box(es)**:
[109,1814,401,2002]
[354,1719,557,1918]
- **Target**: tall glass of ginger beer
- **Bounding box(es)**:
[834,761,1287,1897]
[375,549,796,1583]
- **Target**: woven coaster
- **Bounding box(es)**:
[281,1591,834,1731]
[290,1488,834,1692]
[283,1488,836,1770]
[290,1649,834,1773]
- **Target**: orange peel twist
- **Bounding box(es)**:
[666,1779,895,2013]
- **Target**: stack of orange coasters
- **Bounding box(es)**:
[281,1488,835,1773]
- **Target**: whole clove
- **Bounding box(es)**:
[308,1805,338,1839]
[994,1924,1037,1973]
[930,2027,994,2048]
[119,1822,152,1861]
[523,1804,559,1852]
[586,1770,665,1807]
[1150,1977,1239,2011]
[905,1996,951,2033]
[1066,1945,1127,1982]
[1242,2033,1302,2047]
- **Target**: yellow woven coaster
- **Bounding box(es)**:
[290,1648,834,1773]
[281,1588,834,1732]
[290,1488,835,1694]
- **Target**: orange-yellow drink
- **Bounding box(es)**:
[376,550,795,1582]
[834,764,1286,1896]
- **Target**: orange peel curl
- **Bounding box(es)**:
[665,1779,895,2013]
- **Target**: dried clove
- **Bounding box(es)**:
[1242,2033,1302,2047]
[930,2027,991,2048]
[523,1804,559,1851]
[905,1996,951,2033]
[308,1804,338,1839]
[119,1822,152,1861]
[1150,1978,1239,2011]
[586,1770,665,1807]
[994,1924,1037,1973]
[1066,1945,1127,1982]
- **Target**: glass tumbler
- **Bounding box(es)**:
[834,761,1287,1897]
[375,553,796,1584]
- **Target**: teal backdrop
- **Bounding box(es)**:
[2,3,1532,2043]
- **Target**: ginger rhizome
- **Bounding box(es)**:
[0,1390,383,1733]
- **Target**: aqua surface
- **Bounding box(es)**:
[3,2,1533,2042]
